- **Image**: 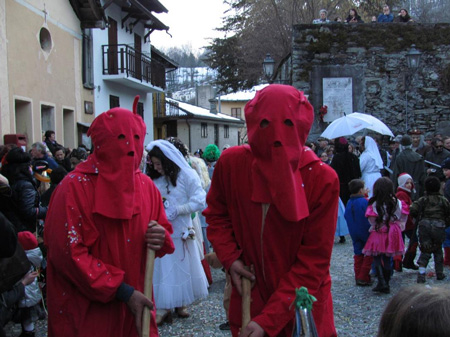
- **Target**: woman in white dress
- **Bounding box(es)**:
[146,140,209,325]
[359,136,383,198]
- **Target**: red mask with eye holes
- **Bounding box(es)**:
[77,96,146,219]
[245,84,314,222]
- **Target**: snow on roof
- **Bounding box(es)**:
[218,84,269,102]
[166,98,243,123]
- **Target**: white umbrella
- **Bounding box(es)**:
[320,112,394,139]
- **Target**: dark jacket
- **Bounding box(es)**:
[409,193,450,228]
[330,151,361,205]
[345,15,363,23]
[424,148,450,181]
[56,157,72,172]
[0,212,17,258]
[1,174,47,232]
[44,139,63,156]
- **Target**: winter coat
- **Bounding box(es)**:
[1,174,47,232]
[330,151,361,205]
[19,247,43,308]
[409,194,450,228]
[396,189,414,231]
[345,195,371,255]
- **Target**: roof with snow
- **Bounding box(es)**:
[165,98,244,125]
[218,84,269,102]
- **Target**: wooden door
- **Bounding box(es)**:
[134,34,142,80]
[108,18,118,74]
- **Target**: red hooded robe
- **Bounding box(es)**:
[45,101,174,337]
[204,85,339,337]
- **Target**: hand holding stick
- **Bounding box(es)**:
[142,222,158,337]
[241,266,252,330]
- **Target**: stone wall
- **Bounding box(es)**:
[291,23,450,137]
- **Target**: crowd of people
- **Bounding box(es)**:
[1,86,450,337]
[313,5,414,24]
[310,129,450,294]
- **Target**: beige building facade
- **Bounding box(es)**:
[0,0,94,149]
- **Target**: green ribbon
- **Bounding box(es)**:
[294,287,317,311]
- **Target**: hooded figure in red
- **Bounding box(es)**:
[204,85,339,337]
[45,97,174,337]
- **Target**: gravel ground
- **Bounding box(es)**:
[5,235,450,337]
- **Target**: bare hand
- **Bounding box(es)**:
[239,321,265,337]
[229,259,255,296]
[126,290,153,337]
[22,271,39,286]
[145,221,166,250]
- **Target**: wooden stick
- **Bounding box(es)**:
[241,266,251,330]
[142,248,155,337]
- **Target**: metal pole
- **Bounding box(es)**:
[405,90,408,133]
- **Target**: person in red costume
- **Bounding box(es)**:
[204,84,339,337]
[44,97,175,337]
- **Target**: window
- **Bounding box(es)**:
[39,27,52,53]
[231,108,241,119]
[201,123,208,138]
[82,29,94,89]
[110,95,120,108]
[224,125,229,138]
[137,102,144,120]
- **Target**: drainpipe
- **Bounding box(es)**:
[185,116,192,152]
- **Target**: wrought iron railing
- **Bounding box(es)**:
[102,44,166,89]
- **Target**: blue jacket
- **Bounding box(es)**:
[344,195,371,255]
[377,13,393,22]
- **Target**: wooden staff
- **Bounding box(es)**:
[241,266,252,330]
[142,248,155,337]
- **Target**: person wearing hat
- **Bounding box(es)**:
[442,157,450,267]
[388,135,402,170]
[395,173,418,271]
[315,137,329,157]
[408,128,431,157]
[392,135,426,201]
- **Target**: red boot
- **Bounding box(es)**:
[357,255,373,286]
[444,247,450,267]
[393,255,403,272]
[354,255,363,282]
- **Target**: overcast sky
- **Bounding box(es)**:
[150,0,229,54]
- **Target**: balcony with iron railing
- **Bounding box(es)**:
[102,44,166,92]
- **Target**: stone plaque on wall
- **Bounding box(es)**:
[311,65,365,122]
[322,77,353,122]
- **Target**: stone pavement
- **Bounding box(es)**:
[5,235,450,337]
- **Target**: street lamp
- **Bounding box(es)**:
[404,44,422,132]
[406,44,422,70]
[262,53,275,83]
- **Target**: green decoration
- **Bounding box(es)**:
[294,287,317,311]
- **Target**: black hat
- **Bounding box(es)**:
[400,135,412,146]
[442,157,450,170]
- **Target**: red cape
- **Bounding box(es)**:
[45,169,174,337]
[204,145,339,337]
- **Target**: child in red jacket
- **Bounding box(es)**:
[395,173,417,271]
